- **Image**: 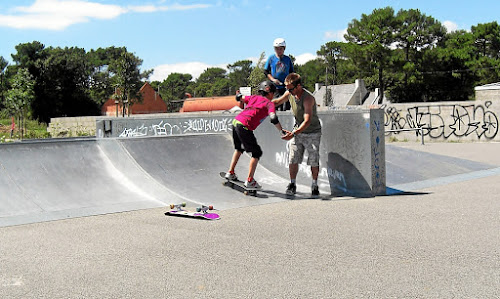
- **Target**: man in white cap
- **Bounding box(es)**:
[264,38,294,111]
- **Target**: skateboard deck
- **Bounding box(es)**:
[165,203,220,220]
[220,172,260,196]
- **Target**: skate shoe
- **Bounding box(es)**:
[244,178,262,190]
[225,171,238,181]
[286,183,297,196]
[312,185,320,196]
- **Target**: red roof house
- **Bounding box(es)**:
[101,82,168,116]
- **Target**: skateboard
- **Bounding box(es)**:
[164,203,220,220]
[220,172,260,196]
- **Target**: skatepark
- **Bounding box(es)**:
[0,111,499,297]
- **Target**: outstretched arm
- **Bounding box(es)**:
[272,90,290,106]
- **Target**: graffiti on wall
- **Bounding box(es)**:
[384,101,499,139]
[117,118,233,138]
[274,141,331,188]
[371,119,384,192]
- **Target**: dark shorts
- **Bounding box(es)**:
[233,123,262,158]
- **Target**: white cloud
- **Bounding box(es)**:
[128,3,211,13]
[294,53,317,65]
[150,62,228,82]
[324,28,347,42]
[0,0,211,30]
[443,21,459,33]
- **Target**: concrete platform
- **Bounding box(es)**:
[0,140,499,298]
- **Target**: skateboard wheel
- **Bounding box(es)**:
[170,204,175,209]
[208,205,213,210]
[181,202,186,207]
[196,207,201,212]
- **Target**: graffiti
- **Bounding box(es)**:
[371,120,383,191]
[327,168,347,191]
[119,124,148,138]
[118,117,233,138]
[274,141,329,180]
[384,101,499,140]
[183,118,231,133]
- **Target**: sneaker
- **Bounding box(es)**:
[244,178,262,190]
[225,171,238,181]
[312,185,320,196]
[286,183,296,195]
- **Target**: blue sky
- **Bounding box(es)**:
[1,0,499,81]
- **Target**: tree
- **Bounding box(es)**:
[5,68,35,138]
[294,58,324,91]
[470,22,500,85]
[209,78,231,96]
[227,60,253,91]
[34,47,100,122]
[316,41,358,86]
[423,30,477,102]
[345,7,399,102]
[197,67,227,84]
[0,56,8,109]
[248,52,267,94]
[389,9,446,102]
[159,73,193,109]
[87,46,127,106]
[110,51,152,116]
[193,82,212,98]
[472,21,500,58]
[10,41,46,78]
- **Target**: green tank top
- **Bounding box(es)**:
[289,89,321,134]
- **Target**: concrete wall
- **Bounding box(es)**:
[475,89,500,102]
[96,109,386,197]
[48,116,97,138]
[383,100,500,142]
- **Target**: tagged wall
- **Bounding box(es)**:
[384,100,499,142]
[96,109,386,197]
[96,114,234,138]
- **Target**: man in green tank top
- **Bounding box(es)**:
[273,73,322,196]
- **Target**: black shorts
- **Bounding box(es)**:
[233,123,262,157]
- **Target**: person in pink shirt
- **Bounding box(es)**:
[225,81,285,189]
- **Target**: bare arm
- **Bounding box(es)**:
[272,90,290,106]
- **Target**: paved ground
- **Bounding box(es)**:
[0,141,499,298]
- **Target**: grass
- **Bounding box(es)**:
[387,135,409,143]
[0,118,50,142]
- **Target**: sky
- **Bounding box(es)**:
[1,0,499,82]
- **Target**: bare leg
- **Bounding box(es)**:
[289,163,299,181]
[311,166,319,181]
[229,150,242,173]
[247,157,259,180]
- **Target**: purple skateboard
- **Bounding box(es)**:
[220,172,259,196]
[165,203,220,220]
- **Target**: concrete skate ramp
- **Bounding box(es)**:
[1,133,498,227]
[385,144,497,192]
[116,134,298,210]
[0,135,301,227]
[0,139,187,227]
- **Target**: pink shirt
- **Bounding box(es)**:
[235,95,276,131]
